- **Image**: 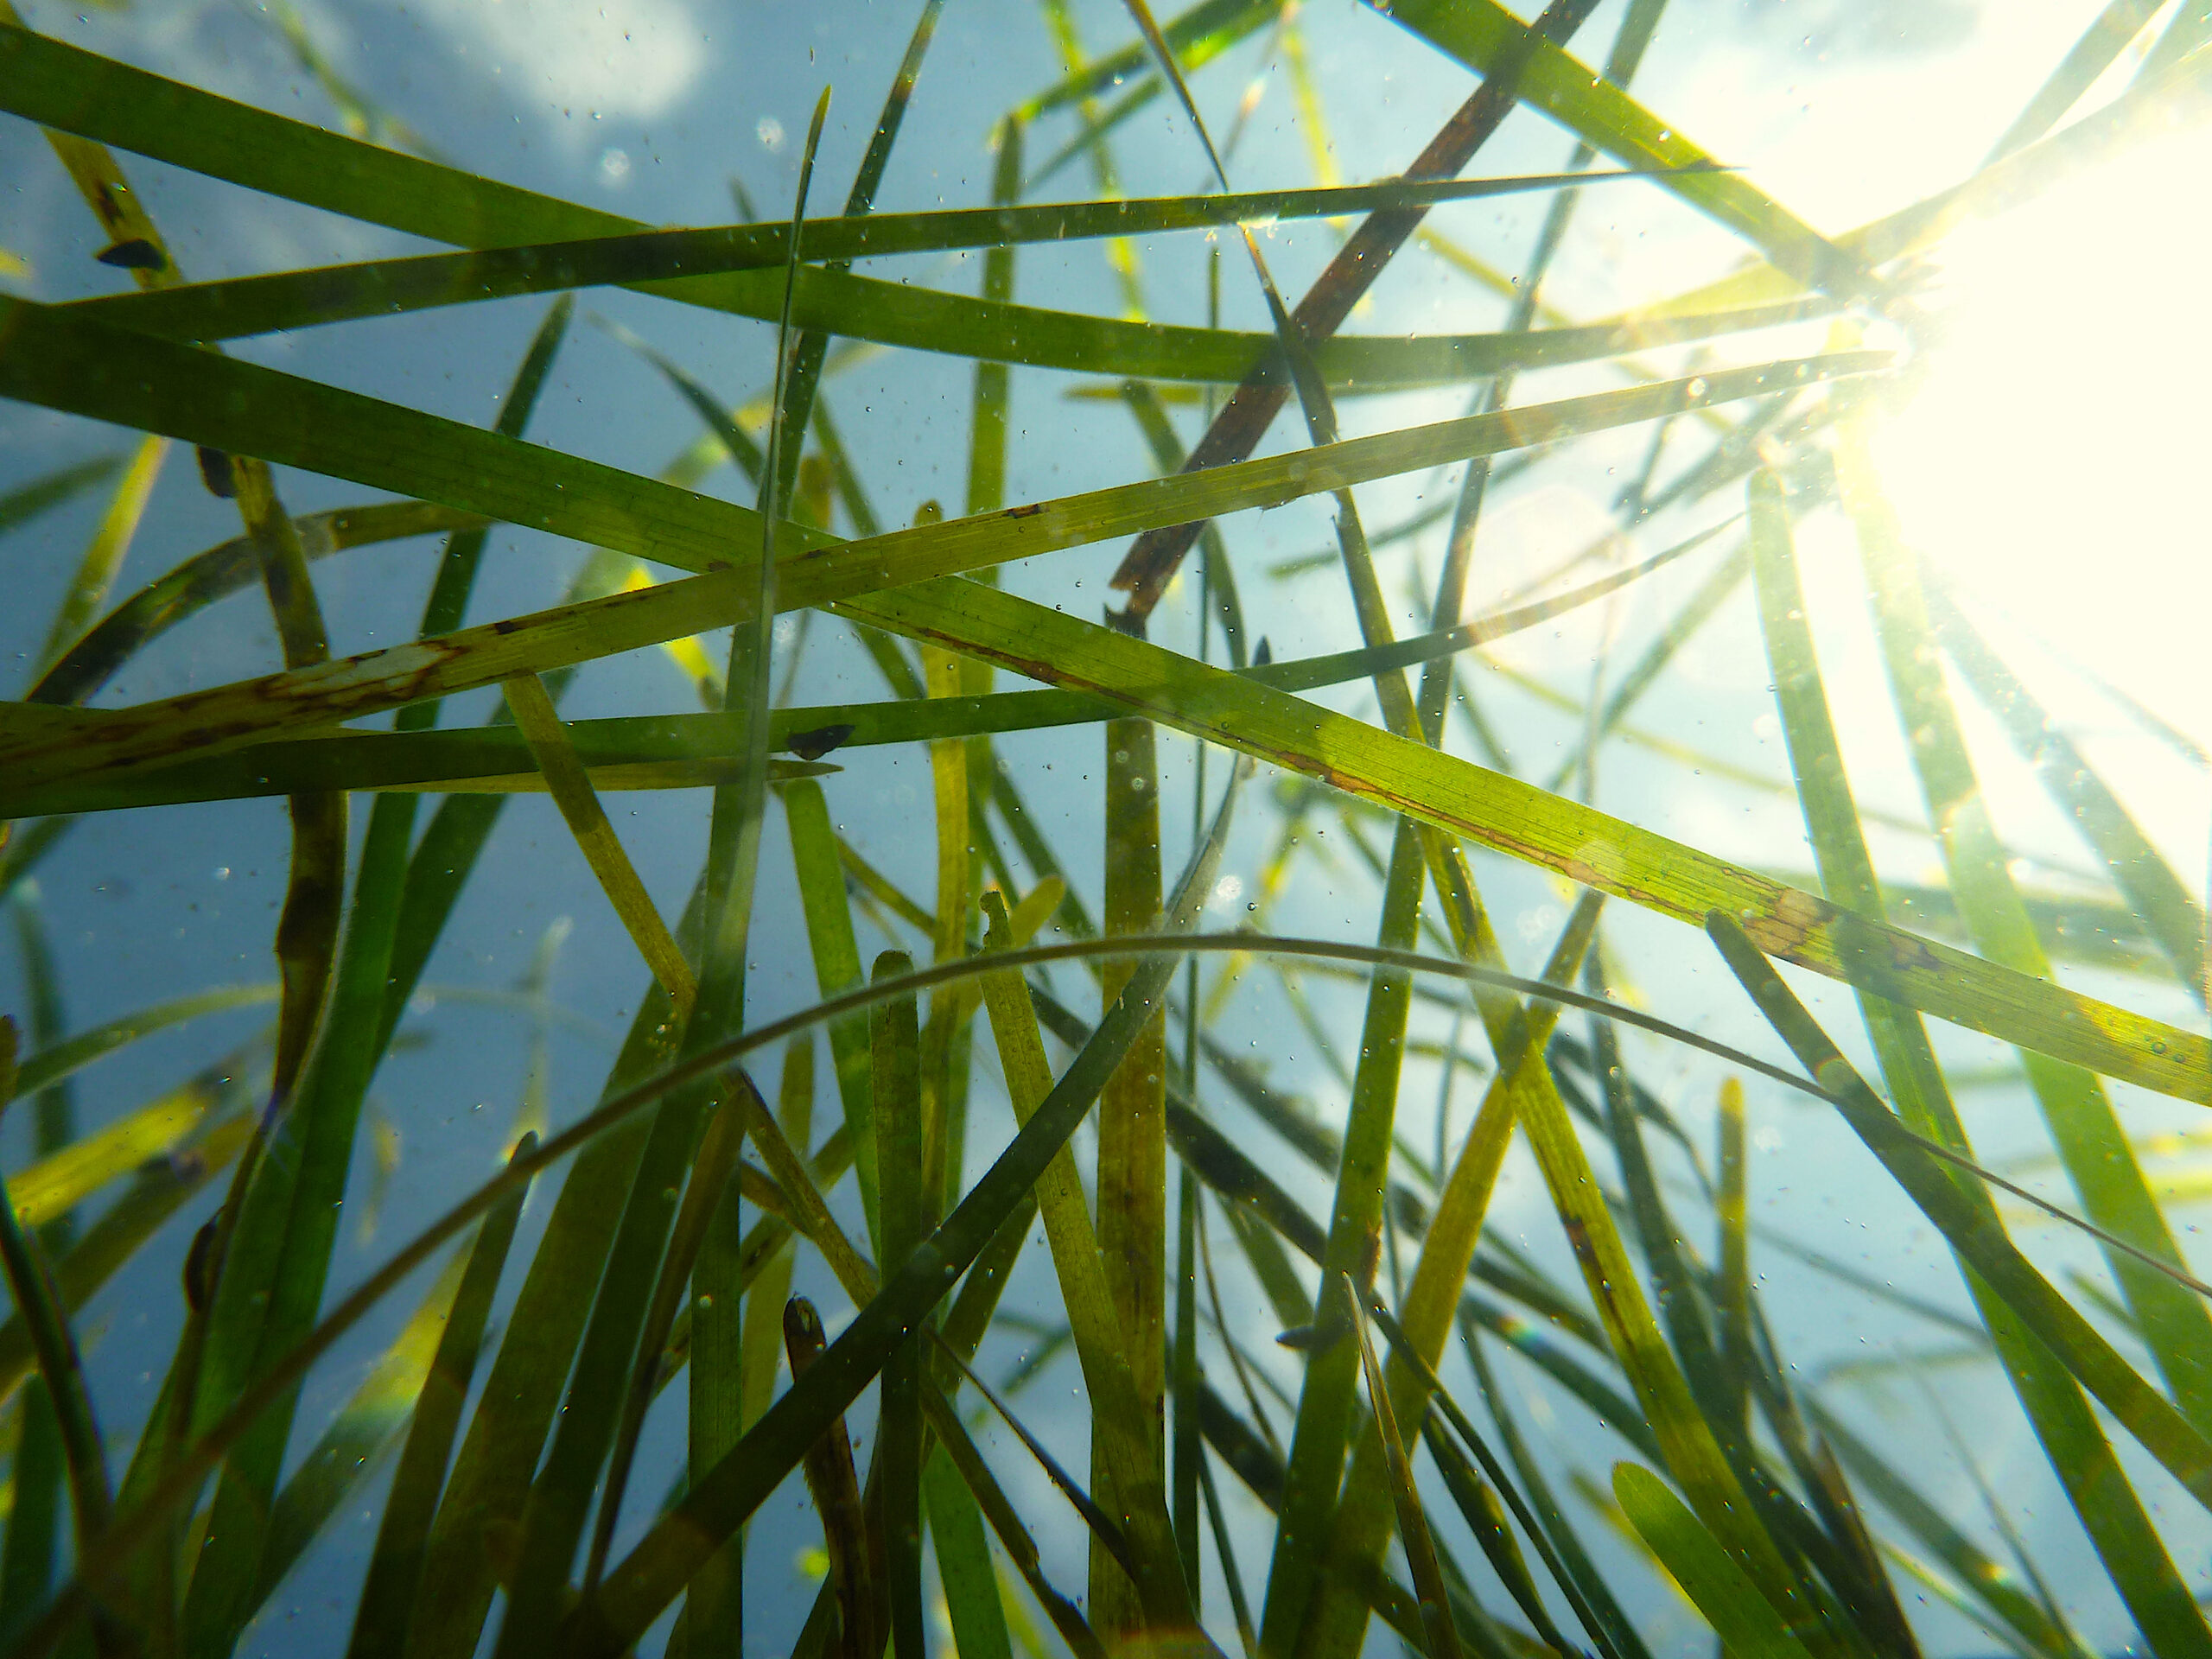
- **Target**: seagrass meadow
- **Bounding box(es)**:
[1,0,2210,1654]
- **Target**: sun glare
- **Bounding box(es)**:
[1868,120,2212,758]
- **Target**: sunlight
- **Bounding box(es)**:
[1870,119,2212,752]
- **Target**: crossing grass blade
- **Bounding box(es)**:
[28,500,483,711]
[1837,425,2212,1435]
[1926,581,2207,1003]
[1705,912,2212,1530]
[832,575,2209,1098]
[6,12,2212,1659]
[1744,462,2211,1649]
[342,1135,532,1659]
[8,526,1715,816]
[502,673,695,1012]
[0,311,1871,794]
[54,173,1732,346]
[0,1023,111,1595]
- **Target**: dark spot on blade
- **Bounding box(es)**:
[196,447,237,499]
[95,238,167,270]
[182,1219,221,1313]
[787,722,855,760]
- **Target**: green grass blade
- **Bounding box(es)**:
[251,1243,475,1607]
[836,575,2208,1096]
[922,1448,1014,1659]
[1611,1463,1814,1659]
[1375,0,1852,292]
[784,778,880,1252]
[0,453,122,551]
[1746,458,2212,1649]
[1839,431,2212,1430]
[5,985,276,1105]
[1705,913,2212,1541]
[31,434,163,677]
[583,1085,747,1588]
[343,1135,532,1659]
[1094,707,1166,1639]
[0,1025,110,1583]
[873,948,929,1659]
[920,1381,1108,1659]
[404,972,690,1659]
[570,766,1244,1655]
[0,319,1873,792]
[1928,582,2206,1003]
[1257,822,1425,1651]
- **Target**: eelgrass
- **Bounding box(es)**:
[2,3,2210,1657]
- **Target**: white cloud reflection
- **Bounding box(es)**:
[413,0,708,124]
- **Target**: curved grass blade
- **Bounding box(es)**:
[5,986,277,1106]
[0,919,1908,1659]
[29,501,482,710]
